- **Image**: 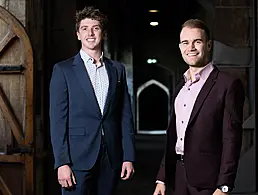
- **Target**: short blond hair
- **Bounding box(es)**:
[181,19,211,41]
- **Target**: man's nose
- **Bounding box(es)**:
[87,28,94,36]
[189,42,196,50]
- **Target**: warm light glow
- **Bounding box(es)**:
[148,9,159,13]
[150,22,159,26]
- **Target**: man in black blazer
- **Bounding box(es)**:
[153,19,245,195]
[49,6,135,195]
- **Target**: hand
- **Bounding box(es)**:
[120,162,135,180]
[57,165,76,188]
[153,183,166,195]
[213,188,228,195]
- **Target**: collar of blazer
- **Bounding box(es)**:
[173,66,219,126]
[72,53,118,117]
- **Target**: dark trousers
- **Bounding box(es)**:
[173,160,215,195]
[62,143,120,195]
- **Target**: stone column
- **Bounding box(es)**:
[213,0,254,193]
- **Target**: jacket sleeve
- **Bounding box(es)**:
[217,78,245,188]
[156,154,166,182]
[120,65,135,162]
[49,64,71,169]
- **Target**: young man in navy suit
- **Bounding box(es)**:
[153,19,245,195]
[50,6,135,195]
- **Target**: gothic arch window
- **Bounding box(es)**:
[136,79,170,134]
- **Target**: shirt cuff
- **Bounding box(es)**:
[156,180,165,185]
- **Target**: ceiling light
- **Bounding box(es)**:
[148,10,159,13]
[147,59,157,64]
[150,22,159,26]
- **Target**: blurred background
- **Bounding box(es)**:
[0,0,257,194]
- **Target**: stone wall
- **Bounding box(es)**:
[212,0,256,192]
[213,0,251,119]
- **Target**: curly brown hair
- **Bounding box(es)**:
[75,6,108,34]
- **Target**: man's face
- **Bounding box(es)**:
[77,18,103,52]
[179,27,211,67]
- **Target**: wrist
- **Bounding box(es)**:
[217,185,232,193]
[156,180,165,185]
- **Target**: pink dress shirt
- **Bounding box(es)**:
[174,62,214,155]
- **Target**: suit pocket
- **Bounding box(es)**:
[69,128,86,136]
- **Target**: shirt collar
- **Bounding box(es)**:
[80,49,104,64]
[183,62,214,83]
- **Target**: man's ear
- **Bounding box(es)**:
[102,31,107,40]
[207,40,212,51]
[76,32,81,41]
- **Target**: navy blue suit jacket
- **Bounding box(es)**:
[49,53,135,170]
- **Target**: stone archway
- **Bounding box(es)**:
[136,79,170,134]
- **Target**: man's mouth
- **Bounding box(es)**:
[87,38,95,42]
[187,53,198,56]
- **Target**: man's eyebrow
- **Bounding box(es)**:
[180,40,188,43]
[80,24,100,28]
[194,38,203,42]
[180,38,203,43]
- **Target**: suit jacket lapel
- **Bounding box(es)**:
[169,79,184,133]
[172,79,185,105]
[72,53,101,116]
[187,67,219,126]
[103,57,117,116]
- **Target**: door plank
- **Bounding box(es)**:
[0,154,24,163]
[25,155,33,195]
[0,175,12,195]
[0,86,24,145]
[0,30,16,56]
[0,5,34,195]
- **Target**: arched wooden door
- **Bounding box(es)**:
[0,6,34,195]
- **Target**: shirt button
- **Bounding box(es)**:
[184,104,186,107]
[180,138,183,141]
[181,121,184,124]
[188,88,190,90]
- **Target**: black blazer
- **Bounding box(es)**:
[156,67,245,189]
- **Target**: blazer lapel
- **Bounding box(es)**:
[187,67,219,126]
[103,57,117,116]
[169,79,184,132]
[172,79,185,105]
[72,53,101,116]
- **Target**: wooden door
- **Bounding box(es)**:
[0,6,34,195]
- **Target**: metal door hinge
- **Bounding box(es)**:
[4,144,33,155]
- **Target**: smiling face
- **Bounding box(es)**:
[179,27,212,67]
[76,18,103,53]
